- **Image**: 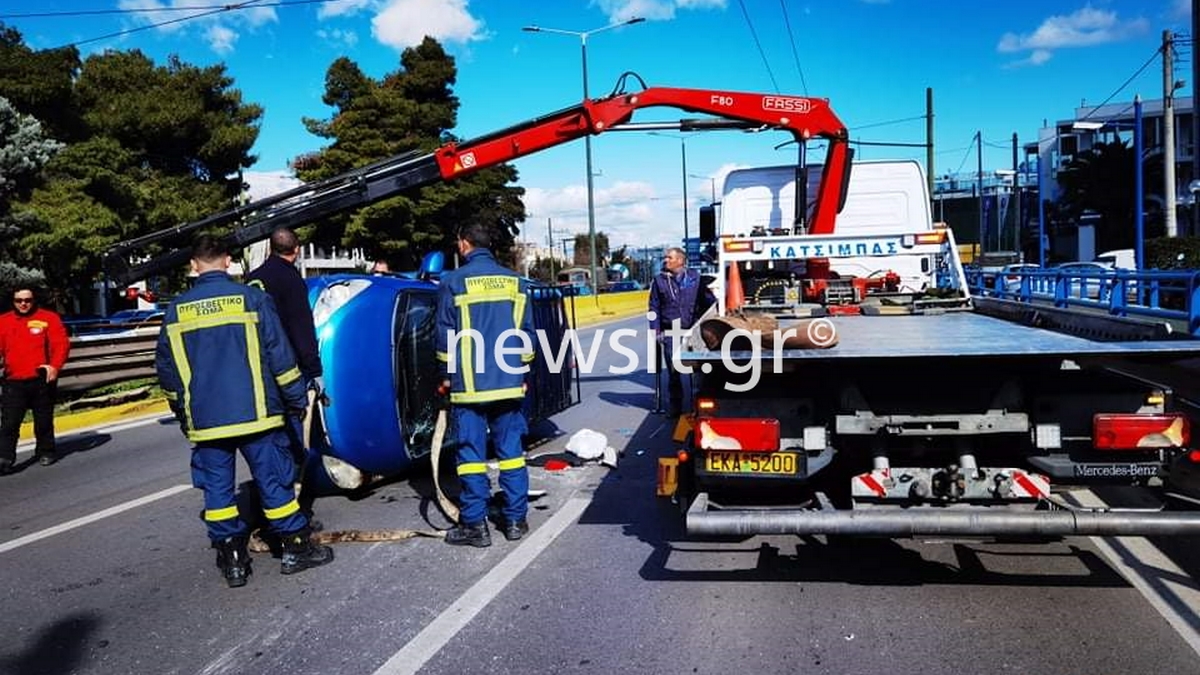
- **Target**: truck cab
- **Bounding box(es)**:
[707,159,947,315]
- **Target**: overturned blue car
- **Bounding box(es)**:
[301,257,576,494]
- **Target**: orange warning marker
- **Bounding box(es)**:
[726,260,745,312]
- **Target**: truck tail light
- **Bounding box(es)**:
[1093,413,1190,450]
[696,398,717,413]
[696,418,780,451]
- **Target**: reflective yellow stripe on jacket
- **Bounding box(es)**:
[450,275,531,403]
[167,295,278,442]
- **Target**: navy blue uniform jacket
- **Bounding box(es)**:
[155,271,308,443]
[435,248,535,405]
[246,254,323,381]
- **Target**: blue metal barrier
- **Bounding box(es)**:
[965,267,1200,337]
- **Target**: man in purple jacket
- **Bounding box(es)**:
[648,247,713,417]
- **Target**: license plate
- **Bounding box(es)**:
[704,451,798,475]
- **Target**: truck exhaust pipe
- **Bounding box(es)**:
[685,493,1200,538]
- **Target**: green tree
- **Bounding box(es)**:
[1055,140,1160,253]
[0,96,59,291]
[0,23,80,141]
[573,232,610,268]
[0,32,262,305]
[296,38,526,269]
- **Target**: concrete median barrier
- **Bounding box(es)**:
[568,290,649,328]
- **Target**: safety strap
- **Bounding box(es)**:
[302,387,316,450]
[430,408,461,524]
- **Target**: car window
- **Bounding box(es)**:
[395,290,439,456]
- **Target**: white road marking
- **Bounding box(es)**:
[372,495,591,675]
[1070,489,1200,657]
[16,413,172,454]
[0,484,192,554]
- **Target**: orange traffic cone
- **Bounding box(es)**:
[726,260,745,313]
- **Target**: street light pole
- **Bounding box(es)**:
[650,131,694,252]
[681,138,689,248]
[523,17,645,294]
[1135,95,1144,270]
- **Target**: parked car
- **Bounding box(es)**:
[107,309,162,323]
[999,263,1041,293]
[1094,248,1137,270]
[1054,261,1114,300]
[974,250,1023,288]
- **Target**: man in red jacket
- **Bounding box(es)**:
[0,285,70,474]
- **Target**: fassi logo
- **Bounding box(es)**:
[761,96,811,113]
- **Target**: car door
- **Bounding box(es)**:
[394,289,440,460]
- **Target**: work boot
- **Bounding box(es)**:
[0,460,13,476]
[502,519,529,542]
[37,453,57,467]
[279,530,335,575]
[213,536,252,588]
[445,522,491,548]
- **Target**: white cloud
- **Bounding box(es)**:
[318,0,374,19]
[372,0,485,50]
[243,170,303,201]
[317,28,359,49]
[205,24,237,55]
[997,5,1148,65]
[1001,49,1055,70]
[522,179,701,249]
[1028,49,1053,65]
[592,0,726,23]
[117,0,278,54]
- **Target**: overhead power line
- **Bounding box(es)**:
[1076,45,1162,123]
[777,0,807,95]
[735,0,780,93]
[1,0,346,20]
[850,114,926,131]
[56,0,265,49]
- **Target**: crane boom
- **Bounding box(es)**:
[105,84,850,285]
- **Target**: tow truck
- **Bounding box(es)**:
[672,159,1200,539]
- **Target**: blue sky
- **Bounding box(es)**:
[3,0,1194,253]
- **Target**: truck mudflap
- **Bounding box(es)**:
[684,492,1200,538]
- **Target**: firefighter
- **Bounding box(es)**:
[436,223,535,547]
[155,234,333,588]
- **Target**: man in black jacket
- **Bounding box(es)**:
[246,228,324,518]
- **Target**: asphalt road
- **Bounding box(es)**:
[3,317,1200,675]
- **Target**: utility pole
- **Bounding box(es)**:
[1163,29,1178,237]
[976,131,984,254]
[1012,132,1019,252]
[1194,0,1200,236]
[545,217,555,281]
[926,86,936,196]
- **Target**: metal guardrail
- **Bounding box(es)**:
[966,267,1200,337]
[59,329,159,394]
